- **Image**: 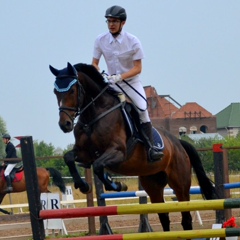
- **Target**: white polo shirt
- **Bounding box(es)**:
[93,31,144,82]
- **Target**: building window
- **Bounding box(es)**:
[200,125,208,133]
[179,126,187,136]
[190,126,197,134]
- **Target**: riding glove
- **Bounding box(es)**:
[107,74,122,84]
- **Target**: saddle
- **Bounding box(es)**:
[10,165,24,180]
[1,164,24,182]
[120,99,164,158]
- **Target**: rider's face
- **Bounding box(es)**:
[106,17,125,35]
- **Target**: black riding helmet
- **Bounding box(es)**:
[105,5,127,21]
[2,134,11,139]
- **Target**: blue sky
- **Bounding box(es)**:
[0,1,239,149]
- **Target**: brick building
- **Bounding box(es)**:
[144,86,217,138]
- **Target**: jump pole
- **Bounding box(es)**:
[49,228,240,240]
[40,198,240,219]
[100,182,240,199]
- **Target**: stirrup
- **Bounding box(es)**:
[4,187,13,193]
[148,147,164,162]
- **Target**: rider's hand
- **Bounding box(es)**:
[107,74,122,84]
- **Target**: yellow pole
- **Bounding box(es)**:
[123,229,231,240]
[118,199,228,215]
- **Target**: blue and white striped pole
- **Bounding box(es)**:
[100,182,240,199]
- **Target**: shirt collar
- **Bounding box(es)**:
[109,31,125,44]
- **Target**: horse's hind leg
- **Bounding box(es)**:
[139,172,170,231]
[174,188,192,230]
[168,171,192,231]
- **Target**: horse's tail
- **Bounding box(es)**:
[46,167,66,193]
[179,139,219,200]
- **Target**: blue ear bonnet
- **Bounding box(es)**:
[54,78,77,92]
[54,67,78,92]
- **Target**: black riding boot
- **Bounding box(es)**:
[140,122,164,162]
[4,176,13,193]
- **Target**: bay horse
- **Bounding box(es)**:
[0,166,66,214]
[50,62,218,232]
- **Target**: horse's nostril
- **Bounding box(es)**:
[59,121,73,133]
[66,121,72,127]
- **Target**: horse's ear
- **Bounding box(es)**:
[49,65,60,77]
[67,62,78,77]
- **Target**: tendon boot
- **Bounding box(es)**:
[140,122,164,162]
[4,175,13,193]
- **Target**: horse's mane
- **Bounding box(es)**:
[74,63,108,88]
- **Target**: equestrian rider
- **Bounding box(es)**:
[2,134,21,192]
[92,5,164,162]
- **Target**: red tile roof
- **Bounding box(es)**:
[158,96,179,118]
[172,102,213,119]
[144,86,213,119]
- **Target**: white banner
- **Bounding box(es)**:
[41,193,67,235]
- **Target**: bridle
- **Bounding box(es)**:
[55,75,84,125]
[55,75,123,130]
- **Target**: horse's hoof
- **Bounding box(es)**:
[116,182,128,192]
[80,184,92,194]
[74,182,92,194]
[120,182,128,191]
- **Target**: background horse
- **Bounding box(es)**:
[0,166,66,214]
[50,62,218,232]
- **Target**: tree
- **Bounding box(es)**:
[181,135,240,172]
[0,116,7,157]
[222,135,240,172]
[34,140,55,168]
[34,140,55,157]
[33,140,73,176]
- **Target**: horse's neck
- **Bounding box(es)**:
[81,77,115,108]
[82,92,116,117]
[79,82,118,125]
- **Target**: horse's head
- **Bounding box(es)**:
[50,62,83,133]
[50,62,113,133]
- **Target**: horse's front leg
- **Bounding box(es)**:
[64,150,91,194]
[92,148,127,192]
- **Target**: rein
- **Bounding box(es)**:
[80,102,123,132]
[79,85,109,115]
[116,80,148,112]
[101,72,148,111]
[78,84,124,131]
